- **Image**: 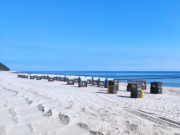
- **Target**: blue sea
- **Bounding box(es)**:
[19,71,180,87]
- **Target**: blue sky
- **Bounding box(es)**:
[0,0,180,71]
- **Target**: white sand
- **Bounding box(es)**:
[0,72,180,135]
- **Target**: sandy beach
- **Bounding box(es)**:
[0,72,180,135]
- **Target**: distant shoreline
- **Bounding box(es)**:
[14,71,180,87]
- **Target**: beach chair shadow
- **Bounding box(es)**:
[118,90,130,93]
[96,91,107,94]
[118,95,130,98]
[69,85,78,87]
[98,89,106,92]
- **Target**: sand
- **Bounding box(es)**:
[0,71,180,135]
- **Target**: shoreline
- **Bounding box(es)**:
[0,71,180,135]
[14,71,180,88]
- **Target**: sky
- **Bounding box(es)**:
[0,0,180,71]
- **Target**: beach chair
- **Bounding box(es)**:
[40,74,48,79]
[127,80,145,91]
[92,77,99,86]
[30,74,35,79]
[98,78,106,87]
[78,77,87,87]
[127,83,135,91]
[150,82,163,94]
[135,80,146,90]
[17,73,24,78]
[48,75,55,82]
[114,80,119,91]
[23,74,29,79]
[53,75,60,81]
[86,77,92,84]
[74,76,79,83]
[58,75,66,81]
[17,73,21,78]
[36,75,41,80]
[39,74,44,79]
[65,75,71,82]
[67,77,75,85]
[107,80,119,94]
[130,83,144,99]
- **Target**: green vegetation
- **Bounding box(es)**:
[0,63,10,71]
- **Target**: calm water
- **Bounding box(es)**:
[19,71,180,87]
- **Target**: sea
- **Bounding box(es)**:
[18,71,180,87]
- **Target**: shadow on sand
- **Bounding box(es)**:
[118,95,130,98]
[98,89,106,92]
[96,91,107,94]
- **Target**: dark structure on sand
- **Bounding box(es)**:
[0,63,10,71]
